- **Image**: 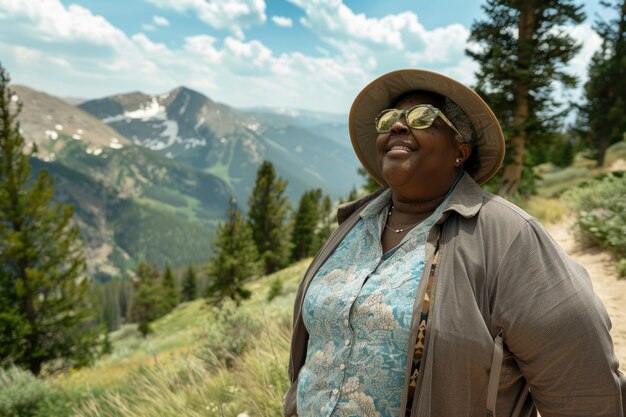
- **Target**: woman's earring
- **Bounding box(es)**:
[455,158,461,166]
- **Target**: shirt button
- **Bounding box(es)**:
[343,319,349,327]
[348,296,356,303]
[340,363,346,370]
[332,388,339,395]
[344,339,351,346]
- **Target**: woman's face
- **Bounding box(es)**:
[375,92,466,201]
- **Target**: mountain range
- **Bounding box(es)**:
[77,86,359,203]
[13,84,361,278]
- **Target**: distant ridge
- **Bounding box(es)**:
[79,86,361,204]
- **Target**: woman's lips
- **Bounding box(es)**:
[388,145,413,152]
[386,143,416,156]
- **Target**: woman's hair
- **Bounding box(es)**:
[392,90,481,178]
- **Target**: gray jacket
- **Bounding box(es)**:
[285,173,625,417]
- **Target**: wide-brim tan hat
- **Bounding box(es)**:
[349,69,505,186]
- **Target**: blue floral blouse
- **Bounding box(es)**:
[297,188,449,417]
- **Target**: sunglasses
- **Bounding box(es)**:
[374,104,463,140]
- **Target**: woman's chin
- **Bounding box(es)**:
[380,171,416,189]
[380,161,418,186]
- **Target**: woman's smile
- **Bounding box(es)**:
[384,138,418,156]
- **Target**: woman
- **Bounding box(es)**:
[284,69,625,417]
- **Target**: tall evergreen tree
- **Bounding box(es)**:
[357,167,381,194]
[162,264,178,312]
[130,261,166,338]
[205,198,260,306]
[0,63,100,375]
[290,189,322,261]
[316,194,334,249]
[91,279,132,332]
[578,0,626,167]
[467,0,584,195]
[247,161,290,274]
[180,265,198,302]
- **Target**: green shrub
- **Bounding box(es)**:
[563,172,626,262]
[266,278,283,302]
[196,301,260,369]
[617,259,626,279]
[34,390,82,417]
[0,366,49,417]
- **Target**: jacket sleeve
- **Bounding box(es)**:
[491,219,623,417]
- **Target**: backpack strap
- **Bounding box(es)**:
[486,329,504,417]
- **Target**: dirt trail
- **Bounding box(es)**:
[546,218,626,367]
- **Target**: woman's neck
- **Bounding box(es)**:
[390,169,462,215]
[390,193,445,220]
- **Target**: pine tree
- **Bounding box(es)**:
[180,265,198,302]
[290,189,322,261]
[357,167,381,194]
[578,0,626,167]
[162,264,178,312]
[0,63,101,375]
[205,198,261,306]
[247,161,291,274]
[316,194,334,249]
[467,0,584,195]
[130,262,166,338]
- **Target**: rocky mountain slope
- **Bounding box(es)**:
[14,86,231,278]
[11,85,131,156]
[79,87,360,204]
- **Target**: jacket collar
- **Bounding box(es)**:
[439,171,483,220]
[336,172,483,225]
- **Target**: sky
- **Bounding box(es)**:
[0,0,613,113]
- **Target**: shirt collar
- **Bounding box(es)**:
[438,171,483,221]
[359,188,392,220]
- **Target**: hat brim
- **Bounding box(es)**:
[349,69,505,186]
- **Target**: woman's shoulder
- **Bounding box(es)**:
[464,189,554,248]
[479,190,535,224]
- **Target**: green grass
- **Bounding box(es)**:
[51,259,310,416]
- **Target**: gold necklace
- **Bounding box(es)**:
[385,205,428,234]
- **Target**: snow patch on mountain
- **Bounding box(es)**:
[102,97,167,123]
[246,122,260,132]
[178,91,191,115]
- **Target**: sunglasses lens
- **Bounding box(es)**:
[407,106,437,129]
[376,110,401,133]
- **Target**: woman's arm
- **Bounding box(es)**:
[491,219,623,417]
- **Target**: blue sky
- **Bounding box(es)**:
[0,0,612,113]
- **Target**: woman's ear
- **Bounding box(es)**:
[456,143,472,166]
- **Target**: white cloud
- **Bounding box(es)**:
[271,15,293,27]
[153,15,170,26]
[185,35,223,63]
[0,0,129,50]
[0,0,604,115]
[0,0,472,112]
[223,37,273,73]
[286,0,471,76]
[146,0,266,39]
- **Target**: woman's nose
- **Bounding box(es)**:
[390,120,410,135]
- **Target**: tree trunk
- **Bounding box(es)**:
[499,133,525,195]
[29,358,42,376]
[596,138,608,168]
[498,4,536,196]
